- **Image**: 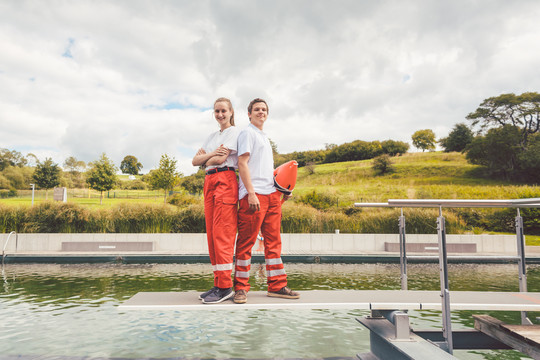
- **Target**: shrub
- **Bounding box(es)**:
[381,140,409,156]
[298,190,337,210]
[0,189,17,198]
[305,162,316,175]
[109,203,178,233]
[281,203,318,233]
[172,204,205,233]
[167,193,201,207]
[119,179,148,190]
[0,204,27,233]
[372,154,394,175]
[23,202,91,233]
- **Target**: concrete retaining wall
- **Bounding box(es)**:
[0,233,518,254]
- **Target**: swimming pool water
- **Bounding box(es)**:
[1,263,537,359]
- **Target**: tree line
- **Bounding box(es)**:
[275,139,410,167]
[434,92,540,182]
[0,151,183,204]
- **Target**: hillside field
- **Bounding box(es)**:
[294,151,539,205]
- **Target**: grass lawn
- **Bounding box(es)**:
[1,189,169,208]
[526,235,540,246]
[0,197,167,207]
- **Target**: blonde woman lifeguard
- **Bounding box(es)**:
[192,97,239,304]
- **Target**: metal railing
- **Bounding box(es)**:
[354,197,540,355]
[2,231,17,265]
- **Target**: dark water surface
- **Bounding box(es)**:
[1,263,537,359]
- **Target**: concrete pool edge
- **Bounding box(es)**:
[4,253,540,264]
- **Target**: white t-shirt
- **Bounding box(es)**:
[202,126,239,170]
[237,123,276,199]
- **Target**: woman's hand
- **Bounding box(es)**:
[212,144,228,157]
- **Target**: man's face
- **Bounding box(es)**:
[248,102,268,129]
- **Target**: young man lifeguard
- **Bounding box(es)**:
[233,98,300,304]
[192,97,239,304]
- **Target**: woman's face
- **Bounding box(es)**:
[214,101,232,129]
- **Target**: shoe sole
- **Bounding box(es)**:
[233,297,247,304]
[202,291,234,304]
[267,292,300,299]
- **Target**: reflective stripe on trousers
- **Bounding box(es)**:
[234,191,288,292]
[213,263,233,272]
[204,170,238,288]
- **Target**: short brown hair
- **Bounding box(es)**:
[214,97,235,126]
[247,98,269,115]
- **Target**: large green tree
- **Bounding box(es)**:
[0,149,27,171]
[63,156,86,173]
[86,153,118,204]
[411,129,436,152]
[63,156,87,188]
[465,125,540,182]
[120,155,143,175]
[464,92,540,182]
[439,123,474,152]
[467,92,540,148]
[148,154,182,203]
[33,158,61,199]
[466,125,521,180]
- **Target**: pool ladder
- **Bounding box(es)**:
[2,231,17,265]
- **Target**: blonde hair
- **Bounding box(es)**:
[214,97,235,126]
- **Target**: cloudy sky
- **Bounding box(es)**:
[2,0,540,175]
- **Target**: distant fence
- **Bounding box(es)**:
[13,189,165,200]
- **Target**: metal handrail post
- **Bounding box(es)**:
[399,208,407,290]
[515,209,530,325]
[2,231,17,266]
[437,207,453,354]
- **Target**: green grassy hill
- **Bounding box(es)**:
[293,151,539,206]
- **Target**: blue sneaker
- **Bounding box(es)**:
[199,286,218,300]
[202,287,233,304]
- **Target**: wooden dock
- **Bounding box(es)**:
[474,315,540,359]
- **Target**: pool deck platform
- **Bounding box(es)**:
[119,289,540,312]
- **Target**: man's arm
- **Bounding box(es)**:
[238,153,260,211]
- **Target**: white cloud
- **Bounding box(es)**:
[1,0,540,175]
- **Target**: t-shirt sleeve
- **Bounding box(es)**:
[237,129,253,157]
[222,127,239,153]
[201,133,213,153]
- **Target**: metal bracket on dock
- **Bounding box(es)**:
[370,310,411,341]
[357,312,457,360]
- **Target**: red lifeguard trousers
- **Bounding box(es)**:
[204,170,238,289]
[234,191,287,292]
